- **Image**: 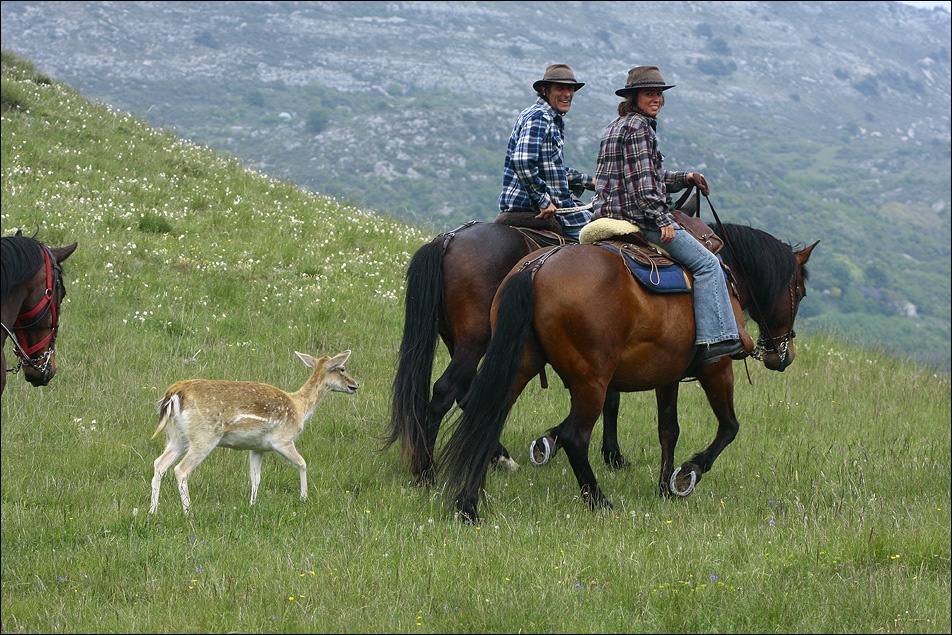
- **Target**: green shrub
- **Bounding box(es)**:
[306,107,331,134]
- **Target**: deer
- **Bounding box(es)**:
[149,350,358,514]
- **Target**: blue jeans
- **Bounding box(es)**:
[642,227,739,346]
[559,220,582,242]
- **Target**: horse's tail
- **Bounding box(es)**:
[384,237,446,469]
[440,268,536,517]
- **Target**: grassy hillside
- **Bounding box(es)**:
[2,51,950,634]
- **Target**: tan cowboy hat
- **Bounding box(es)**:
[533,63,585,92]
[615,66,675,96]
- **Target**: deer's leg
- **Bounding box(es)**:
[249,450,264,506]
[150,441,186,514]
[173,442,218,514]
[273,442,308,501]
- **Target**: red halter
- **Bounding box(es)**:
[13,246,60,360]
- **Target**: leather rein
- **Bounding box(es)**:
[2,244,64,381]
[701,195,798,365]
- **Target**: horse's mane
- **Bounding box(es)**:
[712,223,807,308]
[0,235,45,300]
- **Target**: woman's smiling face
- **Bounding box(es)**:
[637,88,664,116]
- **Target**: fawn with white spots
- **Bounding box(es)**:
[149,350,358,514]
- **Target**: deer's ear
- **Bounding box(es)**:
[329,350,352,369]
[295,351,316,368]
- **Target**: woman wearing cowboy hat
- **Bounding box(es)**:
[592,65,750,365]
[499,63,595,241]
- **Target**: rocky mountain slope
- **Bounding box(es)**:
[2,0,950,367]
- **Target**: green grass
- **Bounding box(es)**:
[2,50,950,633]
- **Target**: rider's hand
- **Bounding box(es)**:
[536,202,557,219]
[660,224,676,243]
[688,172,710,196]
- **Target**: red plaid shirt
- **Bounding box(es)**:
[592,112,689,230]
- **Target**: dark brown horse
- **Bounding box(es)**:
[1,231,78,394]
[385,221,628,485]
[440,222,818,522]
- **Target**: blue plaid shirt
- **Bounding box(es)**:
[592,112,689,230]
[499,98,592,229]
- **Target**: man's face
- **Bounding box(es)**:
[544,83,576,114]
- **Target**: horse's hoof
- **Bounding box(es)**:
[414,469,436,489]
[669,466,697,497]
[603,451,631,470]
[529,436,554,466]
[455,503,480,526]
[589,496,615,511]
[581,486,614,510]
[492,455,520,472]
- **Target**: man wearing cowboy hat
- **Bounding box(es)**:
[498,63,595,240]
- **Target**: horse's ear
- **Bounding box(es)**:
[796,240,819,267]
[15,229,23,237]
[51,242,78,263]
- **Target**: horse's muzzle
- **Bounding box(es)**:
[24,361,56,386]
[763,349,794,372]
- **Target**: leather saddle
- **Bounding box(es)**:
[494,211,578,247]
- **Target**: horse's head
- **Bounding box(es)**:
[756,240,819,372]
[13,241,77,387]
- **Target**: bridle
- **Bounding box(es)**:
[2,245,64,382]
[749,278,802,366]
[702,194,803,367]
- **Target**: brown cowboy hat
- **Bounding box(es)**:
[615,65,675,97]
[533,63,585,92]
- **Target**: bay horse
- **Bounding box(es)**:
[1,231,78,395]
[440,221,818,522]
[385,220,628,485]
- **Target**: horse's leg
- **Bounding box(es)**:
[529,390,627,468]
[451,368,537,524]
[670,363,739,496]
[655,383,682,498]
[529,424,562,466]
[422,350,478,485]
[441,345,519,473]
[600,390,630,469]
[423,343,520,483]
[560,385,613,510]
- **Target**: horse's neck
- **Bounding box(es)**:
[1,287,30,327]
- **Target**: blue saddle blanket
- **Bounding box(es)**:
[599,243,692,294]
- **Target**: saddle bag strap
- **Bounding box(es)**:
[440,220,479,249]
[517,244,565,278]
[670,185,721,253]
[673,185,696,216]
[672,208,723,255]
